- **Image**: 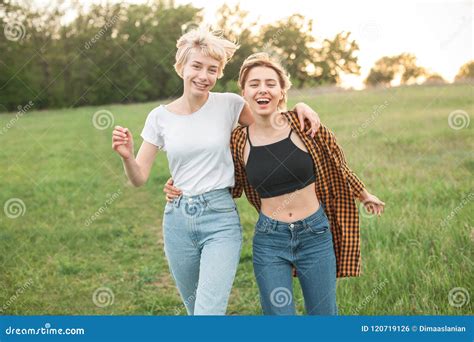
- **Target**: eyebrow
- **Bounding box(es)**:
[191,60,219,69]
[248,78,278,82]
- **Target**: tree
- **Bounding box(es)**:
[365,53,426,87]
[455,60,474,81]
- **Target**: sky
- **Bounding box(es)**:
[32,0,473,88]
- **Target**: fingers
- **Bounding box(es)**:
[164,185,182,197]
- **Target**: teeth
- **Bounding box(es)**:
[256,98,270,104]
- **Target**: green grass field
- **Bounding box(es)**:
[0,83,472,315]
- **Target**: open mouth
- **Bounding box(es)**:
[193,81,209,89]
[256,98,271,105]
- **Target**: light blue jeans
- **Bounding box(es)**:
[253,205,337,315]
[162,188,242,315]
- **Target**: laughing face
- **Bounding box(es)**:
[242,66,283,117]
[182,51,220,97]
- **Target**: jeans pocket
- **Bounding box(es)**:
[307,218,330,235]
[164,202,174,214]
[206,196,236,213]
[254,218,271,234]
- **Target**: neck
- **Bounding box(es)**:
[179,90,209,113]
[252,110,282,134]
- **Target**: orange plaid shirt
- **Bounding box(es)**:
[231,111,366,277]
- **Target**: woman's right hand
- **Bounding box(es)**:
[112,125,134,160]
[164,177,182,202]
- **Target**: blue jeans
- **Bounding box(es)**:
[253,205,337,315]
[163,188,242,315]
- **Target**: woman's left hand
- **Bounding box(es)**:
[359,190,385,216]
[293,102,321,137]
[163,177,182,202]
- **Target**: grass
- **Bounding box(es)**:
[0,83,472,315]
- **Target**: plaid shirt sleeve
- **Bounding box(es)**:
[322,125,366,199]
[230,128,244,199]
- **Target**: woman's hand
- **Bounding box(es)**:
[293,102,321,137]
[112,126,134,160]
[359,189,385,216]
[164,177,182,202]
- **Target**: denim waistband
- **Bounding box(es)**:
[257,204,327,231]
[170,187,231,208]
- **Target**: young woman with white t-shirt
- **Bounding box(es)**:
[111,28,320,315]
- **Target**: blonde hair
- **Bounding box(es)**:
[238,52,292,110]
[174,27,239,79]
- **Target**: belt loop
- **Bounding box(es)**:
[175,194,182,208]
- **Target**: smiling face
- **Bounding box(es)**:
[181,51,220,97]
[242,66,283,116]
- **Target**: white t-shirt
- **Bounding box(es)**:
[141,92,245,196]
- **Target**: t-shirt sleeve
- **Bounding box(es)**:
[140,108,164,148]
[225,93,246,128]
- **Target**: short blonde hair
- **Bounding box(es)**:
[238,52,292,110]
[174,27,239,79]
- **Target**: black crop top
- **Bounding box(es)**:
[244,127,316,198]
